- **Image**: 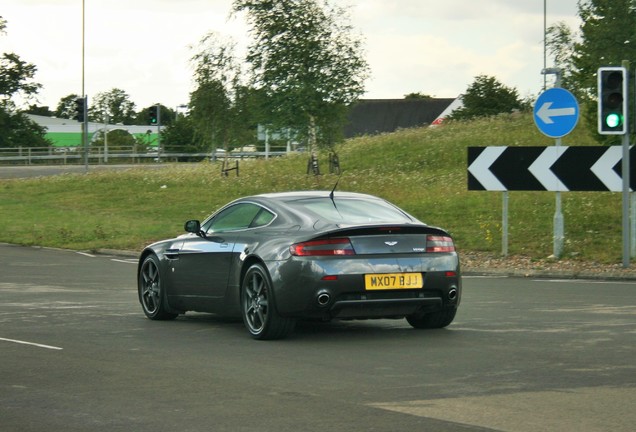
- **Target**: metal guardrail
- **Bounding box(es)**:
[0,146,287,165]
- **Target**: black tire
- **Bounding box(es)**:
[407,307,457,329]
[241,263,296,340]
[138,255,178,320]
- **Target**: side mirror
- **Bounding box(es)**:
[184,220,201,235]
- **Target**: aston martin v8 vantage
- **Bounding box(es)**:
[137,191,461,340]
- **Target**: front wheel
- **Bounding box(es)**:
[241,263,295,340]
[407,307,457,329]
[138,255,178,320]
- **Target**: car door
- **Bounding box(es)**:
[170,203,265,303]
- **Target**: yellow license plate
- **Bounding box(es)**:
[364,273,423,290]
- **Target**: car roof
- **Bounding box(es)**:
[253,191,379,201]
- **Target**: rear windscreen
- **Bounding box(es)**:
[289,197,414,224]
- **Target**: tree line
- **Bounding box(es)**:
[2,0,630,151]
[2,0,369,153]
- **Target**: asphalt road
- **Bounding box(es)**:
[2,243,636,431]
[0,164,170,179]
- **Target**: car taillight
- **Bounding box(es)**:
[426,235,455,253]
[290,238,355,256]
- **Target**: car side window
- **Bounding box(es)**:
[204,203,273,233]
[251,208,275,228]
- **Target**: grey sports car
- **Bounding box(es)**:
[137,191,461,340]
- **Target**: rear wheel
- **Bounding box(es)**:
[241,263,295,340]
[138,255,178,320]
[407,307,457,329]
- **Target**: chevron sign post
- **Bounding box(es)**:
[467,146,634,192]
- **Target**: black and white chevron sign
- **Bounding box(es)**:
[467,146,635,192]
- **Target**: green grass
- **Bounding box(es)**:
[0,112,626,263]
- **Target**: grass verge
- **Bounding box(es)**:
[0,112,625,263]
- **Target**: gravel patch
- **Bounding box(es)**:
[461,251,636,280]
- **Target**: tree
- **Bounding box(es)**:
[232,0,369,150]
[188,32,254,151]
[448,75,524,121]
[0,108,50,147]
[89,88,136,124]
[545,22,578,92]
[161,114,203,153]
[0,16,49,147]
[91,129,137,151]
[404,92,433,100]
[0,53,41,101]
[572,0,636,96]
[24,104,54,116]
[55,94,81,119]
[546,0,636,140]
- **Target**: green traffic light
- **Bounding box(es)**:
[605,113,622,128]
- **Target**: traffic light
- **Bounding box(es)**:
[598,66,628,134]
[149,105,158,125]
[74,96,86,122]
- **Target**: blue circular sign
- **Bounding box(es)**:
[533,88,580,138]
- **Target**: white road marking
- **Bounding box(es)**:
[533,279,636,285]
[76,251,96,258]
[0,337,62,350]
[111,259,137,264]
[463,275,508,279]
[464,275,636,285]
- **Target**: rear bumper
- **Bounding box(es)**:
[329,296,443,319]
[267,254,461,320]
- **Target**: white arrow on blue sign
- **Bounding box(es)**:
[533,88,580,138]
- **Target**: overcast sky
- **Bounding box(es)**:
[2,0,580,111]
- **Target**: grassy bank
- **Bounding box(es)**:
[0,112,625,263]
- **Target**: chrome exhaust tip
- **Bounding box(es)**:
[448,288,458,301]
[317,292,331,307]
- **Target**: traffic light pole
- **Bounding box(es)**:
[157,106,161,161]
[82,97,88,170]
[149,105,161,160]
[621,59,630,268]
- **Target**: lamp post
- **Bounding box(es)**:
[543,0,547,90]
[81,0,88,172]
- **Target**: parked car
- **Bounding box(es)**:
[137,191,461,339]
